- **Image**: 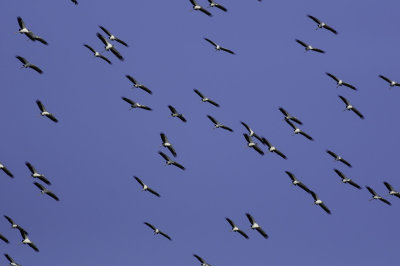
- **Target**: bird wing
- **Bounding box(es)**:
[194,89,205,99]
[99,26,112,37]
[33,182,45,191]
[261,137,272,148]
[295,39,308,48]
[207,115,218,125]
[159,231,172,241]
[278,107,290,118]
[172,161,185,170]
[28,242,39,252]
[110,47,124,61]
[215,4,228,12]
[245,213,255,225]
[4,253,14,263]
[96,33,108,46]
[238,229,249,239]
[366,186,378,196]
[342,82,357,91]
[199,7,213,16]
[207,99,220,107]
[300,131,314,141]
[204,38,217,47]
[167,146,177,157]
[221,125,234,132]
[243,133,252,144]
[240,121,251,133]
[84,44,96,53]
[253,134,263,143]
[47,114,58,123]
[147,188,161,197]
[379,75,392,84]
[310,191,319,201]
[29,64,43,74]
[99,55,112,64]
[253,145,264,155]
[256,227,269,239]
[319,203,331,214]
[46,191,60,201]
[274,149,287,159]
[139,104,152,111]
[289,117,303,125]
[168,105,177,114]
[134,176,145,187]
[126,75,137,85]
[4,215,14,226]
[17,17,26,29]
[307,15,321,24]
[351,107,364,119]
[225,217,235,228]
[189,0,198,6]
[312,48,325,53]
[339,158,352,167]
[193,254,206,263]
[1,166,14,178]
[297,182,311,194]
[71,0,78,5]
[348,180,361,189]
[323,24,338,34]
[326,150,338,159]
[122,97,135,105]
[379,198,391,206]
[338,95,350,106]
[0,233,9,243]
[33,35,48,45]
[220,47,235,54]
[285,119,297,130]
[285,171,296,182]
[326,72,339,82]
[37,175,51,185]
[334,169,346,180]
[158,151,170,162]
[16,56,28,65]
[383,182,394,192]
[138,85,152,95]
[178,115,187,122]
[115,38,129,47]
[36,100,46,112]
[144,222,156,231]
[160,133,168,144]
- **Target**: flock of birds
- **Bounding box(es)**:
[3,0,400,265]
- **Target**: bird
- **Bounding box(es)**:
[285,120,313,141]
[16,17,48,45]
[326,150,352,167]
[243,134,264,155]
[207,0,227,12]
[261,137,287,159]
[194,89,220,107]
[33,182,59,201]
[0,233,9,243]
[125,75,152,94]
[19,230,39,252]
[310,191,331,214]
[133,176,160,197]
[307,15,338,34]
[16,56,43,74]
[71,0,78,5]
[4,254,21,266]
[383,182,400,198]
[279,107,303,125]
[160,133,177,157]
[99,26,128,47]
[25,162,51,185]
[36,100,58,123]
[204,38,235,54]
[144,222,171,241]
[189,0,212,16]
[3,216,28,236]
[333,169,361,189]
[158,151,185,170]
[225,218,249,239]
[338,95,364,119]
[379,75,400,88]
[193,254,211,266]
[96,33,124,61]
[0,162,14,178]
[240,121,263,142]
[168,105,186,122]
[83,44,112,64]
[245,213,268,239]
[295,39,325,53]
[285,171,311,193]
[366,186,391,205]
[121,97,152,111]
[326,73,357,90]
[207,115,233,132]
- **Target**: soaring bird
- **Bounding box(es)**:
[194,89,220,107]
[240,121,263,142]
[36,100,58,123]
[204,38,234,54]
[379,75,400,88]
[207,115,233,132]
[33,182,59,201]
[326,73,357,90]
[144,222,171,241]
[16,56,43,74]
[333,169,361,189]
[207,0,227,12]
[295,39,325,53]
[0,233,9,243]
[285,171,311,193]
[96,33,124,61]
[189,0,212,16]
[366,186,391,205]
[25,162,51,185]
[310,191,331,214]
[125,75,152,94]
[245,213,268,239]
[99,26,128,47]
[133,176,160,197]
[326,150,351,167]
[160,133,177,157]
[307,15,338,34]
[3,216,28,236]
[4,254,21,266]
[243,134,264,155]
[158,151,185,170]
[279,107,303,125]
[225,218,249,239]
[261,137,287,159]
[338,95,364,119]
[0,162,14,178]
[83,44,111,64]
[168,105,186,122]
[285,120,313,141]
[16,17,48,45]
[122,97,152,111]
[19,230,39,252]
[193,254,212,266]
[383,182,400,198]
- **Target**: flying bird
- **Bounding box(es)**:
[366,186,391,206]
[310,191,331,214]
[122,97,152,111]
[383,182,400,198]
[144,222,171,241]
[0,162,14,178]
[19,230,39,252]
[16,56,43,74]
[333,169,361,189]
[295,39,325,53]
[125,75,152,94]
[285,120,313,141]
[99,26,128,47]
[240,121,262,142]
[16,17,48,45]
[338,95,364,119]
[189,0,212,16]
[285,171,311,193]
[279,107,303,125]
[168,105,186,122]
[207,115,233,132]
[160,133,177,157]
[83,44,112,64]
[204,38,234,54]
[326,73,357,90]
[207,0,227,12]
[0,233,9,243]
[158,151,185,170]
[379,75,400,88]
[36,100,58,123]
[133,176,160,197]
[4,254,21,266]
[326,150,351,167]
[3,216,28,236]
[194,89,220,107]
[245,213,268,239]
[96,33,124,61]
[193,254,211,266]
[243,134,264,155]
[33,182,59,201]
[307,15,338,34]
[225,218,249,239]
[261,137,287,159]
[25,162,51,185]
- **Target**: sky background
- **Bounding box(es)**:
[1,0,400,265]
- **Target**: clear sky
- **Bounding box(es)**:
[1,0,400,265]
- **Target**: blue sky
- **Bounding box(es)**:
[1,0,400,265]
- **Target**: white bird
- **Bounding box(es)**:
[207,115,233,132]
[279,107,303,125]
[310,191,331,214]
[245,213,268,239]
[383,182,400,198]
[3,216,28,236]
[16,17,48,45]
[307,15,338,34]
[160,133,177,157]
[285,120,313,141]
[144,222,172,241]
[379,75,400,88]
[4,254,21,266]
[0,162,14,178]
[194,89,220,107]
[338,95,364,119]
[326,150,351,167]
[366,186,391,206]
[240,121,262,142]
[189,0,212,16]
[36,100,58,123]
[25,162,51,185]
[225,218,249,239]
[99,26,128,47]
[261,137,287,159]
[243,134,264,155]
[16,56,43,74]
[125,75,152,94]
[133,176,160,197]
[326,73,357,90]
[333,169,361,189]
[33,182,60,201]
[204,38,235,54]
[122,97,152,111]
[168,105,186,122]
[96,33,124,61]
[285,171,311,193]
[19,230,39,252]
[193,254,211,266]
[295,39,325,53]
[207,0,227,12]
[158,151,185,170]
[83,44,112,64]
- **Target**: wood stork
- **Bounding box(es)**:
[295,39,325,53]
[4,254,21,266]
[96,33,124,61]
[25,162,51,185]
[121,97,152,111]
[0,233,9,243]
[338,95,364,119]
[160,133,177,157]
[158,151,185,170]
[243,134,264,155]
[193,254,211,266]
[261,137,287,159]
[16,17,48,45]
[16,56,42,74]
[285,120,313,141]
[83,44,111,64]
[379,75,400,88]
[245,213,268,239]
[99,26,128,47]
[189,0,212,17]
[194,89,220,107]
[71,0,78,5]
[240,121,262,142]
[168,105,186,122]
[225,218,249,239]
[207,0,227,12]
[383,182,400,198]
[333,169,361,189]
[310,191,331,214]
[125,75,152,94]
[204,38,234,54]
[326,73,357,90]
[366,186,391,205]
[133,176,160,197]
[144,222,172,241]
[279,107,303,125]
[326,150,351,167]
[19,230,39,252]
[36,100,58,123]
[285,171,311,193]
[307,15,338,34]
[33,182,59,201]
[207,115,233,132]
[0,162,14,178]
[3,216,28,236]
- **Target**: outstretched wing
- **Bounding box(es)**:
[366,186,378,196]
[300,131,313,141]
[144,222,156,231]
[99,26,112,37]
[46,190,60,201]
[159,231,172,241]
[342,82,357,91]
[295,39,308,48]
[115,38,129,47]
[311,48,325,54]
[351,107,364,119]
[99,55,112,64]
[110,47,124,61]
[193,254,206,264]
[204,38,217,47]
[199,7,213,17]
[1,166,14,178]
[383,182,394,192]
[307,15,321,24]
[147,188,161,198]
[172,161,185,170]
[274,149,287,159]
[194,89,205,99]
[245,213,255,225]
[348,180,361,190]
[379,198,391,206]
[323,24,338,34]
[158,151,170,162]
[29,64,43,74]
[122,97,135,105]
[207,115,218,125]
[17,17,26,29]
[16,56,28,65]
[326,72,339,83]
[220,47,235,54]
[256,227,269,239]
[47,114,58,123]
[338,95,350,106]
[319,203,331,214]
[207,99,220,107]
[84,44,96,53]
[379,75,392,84]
